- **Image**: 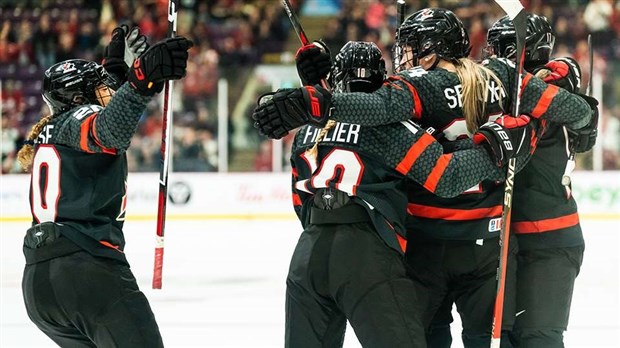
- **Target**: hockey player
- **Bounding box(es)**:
[17,33,193,347]
[486,13,598,348]
[254,7,596,348]
[280,40,534,347]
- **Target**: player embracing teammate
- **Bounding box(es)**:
[253,6,597,348]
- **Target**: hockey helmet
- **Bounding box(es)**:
[43,59,118,114]
[332,41,386,93]
[394,8,471,71]
[486,13,555,69]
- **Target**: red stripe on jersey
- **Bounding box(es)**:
[292,167,298,178]
[396,234,407,253]
[292,193,302,206]
[388,76,423,119]
[80,114,97,153]
[520,73,532,98]
[513,213,580,234]
[396,133,435,175]
[423,152,452,193]
[530,84,560,119]
[90,115,117,155]
[407,203,503,220]
[100,240,124,253]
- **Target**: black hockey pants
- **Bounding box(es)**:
[285,204,427,347]
[22,223,163,348]
[407,235,518,348]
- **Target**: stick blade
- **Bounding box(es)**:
[496,0,525,19]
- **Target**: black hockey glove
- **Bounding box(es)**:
[128,37,193,96]
[103,25,150,87]
[252,85,332,139]
[568,93,599,153]
[536,57,582,93]
[473,115,534,167]
[296,41,331,86]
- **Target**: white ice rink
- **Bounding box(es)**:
[1,217,619,347]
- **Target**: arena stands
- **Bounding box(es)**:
[1,0,619,173]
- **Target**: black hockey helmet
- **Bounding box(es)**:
[394,8,471,71]
[332,41,386,93]
[43,59,118,114]
[486,13,555,69]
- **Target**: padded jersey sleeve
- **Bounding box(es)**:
[53,83,152,154]
[330,71,421,126]
[486,58,592,130]
[379,120,535,198]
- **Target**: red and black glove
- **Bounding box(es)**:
[473,115,535,167]
[536,57,582,93]
[296,41,331,86]
[127,37,193,96]
[252,85,332,139]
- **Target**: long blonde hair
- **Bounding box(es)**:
[454,58,505,133]
[305,120,337,159]
[17,114,54,173]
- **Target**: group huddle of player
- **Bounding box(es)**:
[253,7,597,348]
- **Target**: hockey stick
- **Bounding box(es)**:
[490,2,526,347]
[397,0,406,31]
[393,0,406,74]
[562,34,593,186]
[152,0,178,290]
[281,0,330,90]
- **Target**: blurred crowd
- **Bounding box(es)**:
[2,0,620,173]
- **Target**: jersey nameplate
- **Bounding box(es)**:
[302,122,361,145]
[72,105,103,120]
[36,124,55,144]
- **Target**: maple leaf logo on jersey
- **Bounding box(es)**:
[116,181,128,221]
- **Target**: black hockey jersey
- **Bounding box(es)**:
[327,58,593,241]
[29,83,151,263]
[512,122,584,250]
[290,119,528,253]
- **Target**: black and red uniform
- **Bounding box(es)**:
[321,58,592,348]
[22,83,163,348]
[286,114,523,347]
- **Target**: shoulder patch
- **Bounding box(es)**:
[71,105,103,120]
[404,67,428,78]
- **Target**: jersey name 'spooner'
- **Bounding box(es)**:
[29,84,151,263]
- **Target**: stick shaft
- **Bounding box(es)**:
[152,0,178,290]
[490,2,526,346]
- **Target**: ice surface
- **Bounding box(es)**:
[2,218,619,347]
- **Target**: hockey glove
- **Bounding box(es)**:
[296,41,331,86]
[103,26,129,88]
[128,37,193,96]
[252,85,332,139]
[536,57,582,93]
[568,94,599,153]
[103,25,150,86]
[124,25,149,67]
[473,115,534,167]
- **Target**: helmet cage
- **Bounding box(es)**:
[43,60,119,114]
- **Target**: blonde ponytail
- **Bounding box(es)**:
[305,120,337,159]
[454,58,505,133]
[17,114,54,173]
